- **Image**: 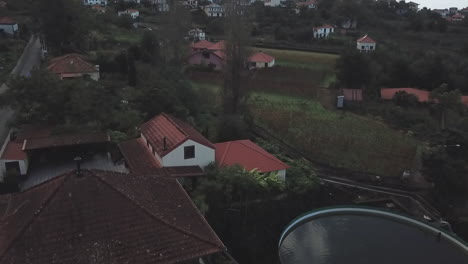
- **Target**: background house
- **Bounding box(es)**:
[83,0,107,5]
[215,140,289,181]
[188,28,206,41]
[47,54,100,80]
[357,35,376,52]
[263,0,282,7]
[248,51,275,68]
[313,25,334,38]
[204,3,225,17]
[118,9,139,19]
[0,17,18,35]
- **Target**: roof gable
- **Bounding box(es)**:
[47,53,98,74]
[0,171,225,263]
[140,113,214,157]
[249,52,275,63]
[215,140,289,173]
[357,35,376,44]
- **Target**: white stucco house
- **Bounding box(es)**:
[204,3,225,17]
[0,17,18,35]
[263,0,282,7]
[188,28,206,41]
[118,9,140,19]
[83,0,107,5]
[313,25,334,38]
[248,51,275,68]
[357,35,377,52]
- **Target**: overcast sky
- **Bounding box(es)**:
[415,0,466,9]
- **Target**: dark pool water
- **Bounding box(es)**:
[279,211,468,264]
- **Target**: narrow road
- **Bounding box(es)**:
[0,36,42,143]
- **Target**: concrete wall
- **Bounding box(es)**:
[188,52,224,70]
[314,28,334,38]
[162,139,215,168]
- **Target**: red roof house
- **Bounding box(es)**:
[0,170,226,263]
[120,113,215,170]
[296,0,317,9]
[215,140,289,180]
[248,52,276,68]
[357,35,377,52]
[47,53,100,80]
[207,40,225,51]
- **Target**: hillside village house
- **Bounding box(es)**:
[313,25,334,38]
[118,9,140,19]
[91,4,106,13]
[451,14,465,22]
[215,140,289,181]
[0,170,227,263]
[119,113,288,180]
[47,53,100,80]
[295,0,317,13]
[204,3,225,17]
[0,17,18,35]
[248,51,275,68]
[188,28,206,41]
[357,35,376,52]
[83,0,107,5]
[188,40,276,70]
[182,0,198,9]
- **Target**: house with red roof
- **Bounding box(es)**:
[248,51,275,68]
[313,25,335,38]
[91,4,106,13]
[119,113,216,172]
[295,0,317,13]
[188,41,275,70]
[0,17,18,35]
[357,34,376,52]
[47,53,100,80]
[451,14,465,22]
[215,140,289,180]
[0,170,227,263]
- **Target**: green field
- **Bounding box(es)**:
[251,47,339,71]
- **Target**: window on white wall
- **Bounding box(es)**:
[184,146,195,159]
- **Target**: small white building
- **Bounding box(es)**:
[118,9,140,19]
[248,51,275,68]
[313,25,334,38]
[0,132,29,181]
[188,28,206,41]
[83,0,107,5]
[357,35,376,52]
[182,0,198,9]
[204,3,225,17]
[0,17,18,35]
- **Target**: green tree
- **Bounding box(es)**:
[429,84,463,130]
[140,30,160,65]
[35,0,94,53]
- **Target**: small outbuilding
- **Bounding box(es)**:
[357,35,376,52]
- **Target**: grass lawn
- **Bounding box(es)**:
[191,81,419,177]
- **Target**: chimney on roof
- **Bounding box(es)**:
[163,136,167,151]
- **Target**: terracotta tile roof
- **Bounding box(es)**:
[127,9,139,13]
[0,141,26,160]
[357,34,376,43]
[0,170,225,263]
[212,50,225,60]
[380,88,430,102]
[0,17,15,25]
[191,40,214,50]
[141,113,214,157]
[15,125,52,142]
[118,138,163,174]
[249,52,275,63]
[47,53,98,75]
[215,140,289,173]
[208,40,225,51]
[23,132,110,151]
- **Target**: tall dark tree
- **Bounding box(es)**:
[140,30,160,65]
[35,0,93,54]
